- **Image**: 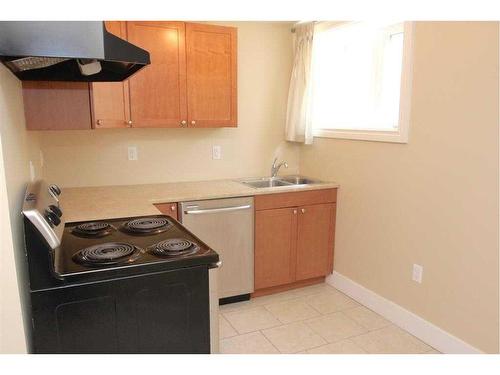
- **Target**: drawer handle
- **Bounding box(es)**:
[301,208,306,214]
[184,205,251,215]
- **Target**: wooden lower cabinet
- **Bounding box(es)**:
[254,207,297,290]
[154,202,179,221]
[296,203,336,280]
[254,189,337,294]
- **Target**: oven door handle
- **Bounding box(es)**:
[183,205,252,215]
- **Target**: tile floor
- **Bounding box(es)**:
[219,283,440,354]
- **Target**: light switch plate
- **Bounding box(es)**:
[412,264,423,283]
[212,145,222,160]
[128,146,138,161]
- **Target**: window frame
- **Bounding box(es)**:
[311,21,415,144]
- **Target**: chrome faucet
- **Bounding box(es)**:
[271,157,288,178]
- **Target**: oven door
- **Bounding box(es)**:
[30,266,210,353]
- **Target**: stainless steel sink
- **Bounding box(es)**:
[239,175,322,189]
[240,177,293,189]
[279,176,321,185]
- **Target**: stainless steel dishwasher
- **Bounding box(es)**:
[180,197,254,300]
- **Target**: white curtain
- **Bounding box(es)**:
[285,22,315,145]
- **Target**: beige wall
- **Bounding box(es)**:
[38,22,299,188]
[300,22,499,353]
[0,65,42,353]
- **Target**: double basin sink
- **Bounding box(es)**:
[238,175,322,189]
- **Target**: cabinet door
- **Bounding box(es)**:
[90,21,131,129]
[154,202,178,221]
[185,23,237,128]
[296,203,336,281]
[22,81,91,130]
[255,207,297,290]
[127,21,187,128]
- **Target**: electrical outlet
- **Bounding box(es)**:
[412,264,423,284]
[29,161,35,182]
[128,146,138,161]
[212,145,222,160]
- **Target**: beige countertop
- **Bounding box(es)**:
[60,178,340,223]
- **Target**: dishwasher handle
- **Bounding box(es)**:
[183,204,252,215]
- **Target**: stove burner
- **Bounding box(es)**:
[150,238,200,257]
[73,242,142,266]
[122,217,171,235]
[72,222,115,238]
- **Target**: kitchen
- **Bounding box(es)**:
[0,1,499,369]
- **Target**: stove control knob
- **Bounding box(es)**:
[45,209,61,227]
[49,204,63,218]
[49,184,61,196]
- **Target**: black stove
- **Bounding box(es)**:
[57,215,216,282]
[21,180,219,354]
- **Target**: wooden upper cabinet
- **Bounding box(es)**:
[295,203,336,281]
[90,21,130,129]
[22,21,238,130]
[23,81,91,130]
[127,21,187,128]
[185,23,237,127]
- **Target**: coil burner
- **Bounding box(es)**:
[121,217,171,235]
[149,238,200,257]
[72,242,142,267]
[72,222,115,238]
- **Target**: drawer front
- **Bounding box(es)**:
[254,188,337,211]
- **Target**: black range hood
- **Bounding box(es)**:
[0,21,150,82]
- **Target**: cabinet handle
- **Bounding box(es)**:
[301,208,306,214]
[293,209,297,215]
[171,205,176,211]
[127,120,133,127]
[96,120,102,126]
[180,120,187,127]
[191,120,196,126]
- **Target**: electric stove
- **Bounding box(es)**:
[21,180,220,354]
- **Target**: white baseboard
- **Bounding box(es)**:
[326,271,483,354]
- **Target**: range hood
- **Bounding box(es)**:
[0,21,150,82]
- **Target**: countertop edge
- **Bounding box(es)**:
[60,178,340,223]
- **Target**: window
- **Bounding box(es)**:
[310,21,414,143]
